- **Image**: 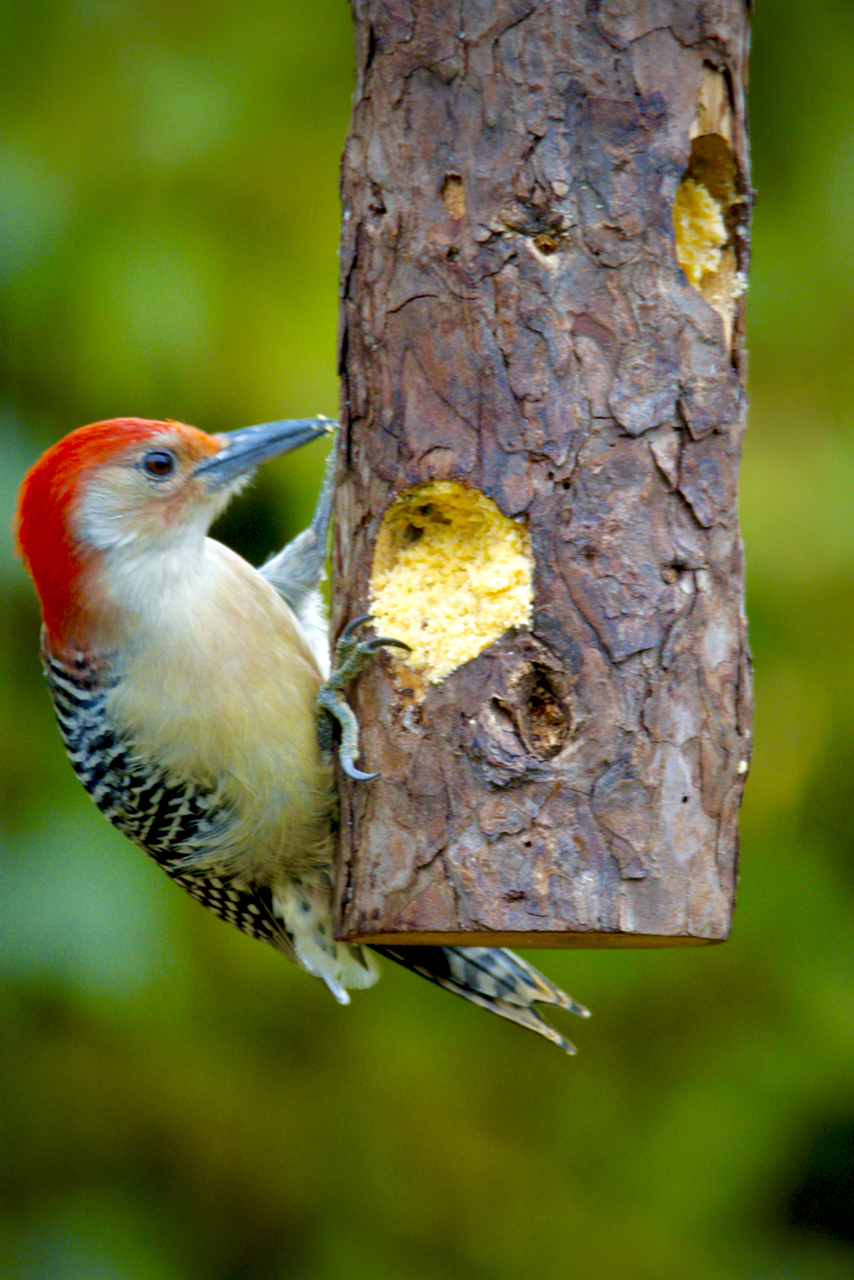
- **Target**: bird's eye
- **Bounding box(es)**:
[142,449,176,478]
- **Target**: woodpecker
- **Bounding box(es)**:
[15,416,589,1052]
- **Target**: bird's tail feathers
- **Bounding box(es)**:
[336,942,381,994]
[293,936,380,1006]
[273,881,380,1004]
[372,945,589,1054]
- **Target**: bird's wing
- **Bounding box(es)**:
[259,446,335,675]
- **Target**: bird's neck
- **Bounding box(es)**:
[42,530,216,665]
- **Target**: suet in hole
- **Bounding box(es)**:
[673,65,748,345]
[441,174,466,220]
[370,480,533,683]
[674,173,728,287]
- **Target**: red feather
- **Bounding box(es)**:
[15,418,194,647]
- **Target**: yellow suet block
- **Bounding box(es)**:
[370,480,533,683]
[674,176,728,286]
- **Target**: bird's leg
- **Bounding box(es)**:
[317,615,410,781]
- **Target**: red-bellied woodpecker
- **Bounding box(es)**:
[15,417,589,1052]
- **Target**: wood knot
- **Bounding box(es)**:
[496,663,573,760]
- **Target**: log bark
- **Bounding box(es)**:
[332,0,752,948]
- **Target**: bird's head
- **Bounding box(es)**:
[15,415,332,653]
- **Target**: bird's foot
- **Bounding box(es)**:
[316,615,409,780]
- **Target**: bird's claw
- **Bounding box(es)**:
[334,614,410,656]
[340,759,379,783]
[316,616,408,780]
[335,612,372,644]
[361,635,410,655]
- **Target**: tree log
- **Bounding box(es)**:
[332,0,752,948]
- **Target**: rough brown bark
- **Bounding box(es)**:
[332,0,752,947]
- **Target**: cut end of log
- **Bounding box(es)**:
[345,930,726,950]
[369,480,533,682]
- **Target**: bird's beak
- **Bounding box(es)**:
[194,417,334,488]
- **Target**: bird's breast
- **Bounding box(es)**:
[80,542,334,879]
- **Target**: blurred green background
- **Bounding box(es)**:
[1,2,852,1278]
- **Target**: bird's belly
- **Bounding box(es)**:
[44,651,332,883]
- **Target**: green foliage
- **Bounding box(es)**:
[1,2,852,1277]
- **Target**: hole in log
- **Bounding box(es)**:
[533,232,559,255]
[370,480,534,683]
[369,182,386,216]
[673,64,749,346]
[516,665,572,759]
[496,664,574,760]
[441,173,466,220]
